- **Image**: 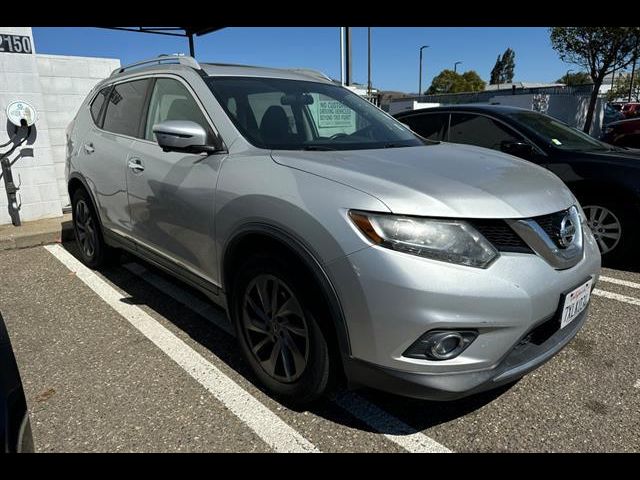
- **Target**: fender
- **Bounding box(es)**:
[222,222,352,358]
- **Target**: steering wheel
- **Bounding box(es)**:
[329,133,349,140]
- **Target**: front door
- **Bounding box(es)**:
[125,76,225,285]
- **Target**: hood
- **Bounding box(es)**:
[573,147,640,166]
[272,143,575,219]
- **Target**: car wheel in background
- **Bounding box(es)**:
[582,201,638,264]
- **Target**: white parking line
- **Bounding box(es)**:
[124,260,451,453]
[44,244,318,453]
[593,288,640,307]
[634,380,640,389]
[334,392,451,453]
[599,275,640,290]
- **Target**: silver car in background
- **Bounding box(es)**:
[66,55,601,404]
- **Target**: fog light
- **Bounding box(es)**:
[403,330,478,360]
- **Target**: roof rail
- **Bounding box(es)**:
[111,54,201,76]
[287,68,332,82]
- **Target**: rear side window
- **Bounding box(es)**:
[90,86,110,126]
[448,113,524,150]
[144,78,213,142]
[399,113,448,141]
[102,78,151,137]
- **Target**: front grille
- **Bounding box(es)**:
[532,210,568,248]
[470,220,533,253]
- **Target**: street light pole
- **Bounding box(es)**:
[454,61,462,73]
[629,39,638,103]
[367,27,372,98]
[418,45,429,96]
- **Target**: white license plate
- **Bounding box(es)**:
[561,279,593,329]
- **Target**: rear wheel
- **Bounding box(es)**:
[71,189,112,268]
[232,256,332,405]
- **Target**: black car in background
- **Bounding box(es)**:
[395,105,640,263]
[1,312,33,453]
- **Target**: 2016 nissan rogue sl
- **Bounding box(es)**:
[66,55,601,404]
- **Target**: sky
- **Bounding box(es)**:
[32,27,574,94]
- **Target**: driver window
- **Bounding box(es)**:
[448,113,524,151]
[144,78,213,142]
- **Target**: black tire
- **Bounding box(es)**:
[581,199,639,266]
[231,255,332,405]
[71,188,113,269]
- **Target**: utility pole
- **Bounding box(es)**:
[345,27,352,86]
[418,45,429,96]
[340,27,345,86]
[367,27,372,98]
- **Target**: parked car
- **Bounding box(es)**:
[622,102,640,118]
[601,117,640,149]
[1,312,34,453]
[603,103,625,125]
[395,104,640,262]
[66,55,600,403]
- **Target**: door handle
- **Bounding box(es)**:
[127,158,145,173]
[83,143,95,154]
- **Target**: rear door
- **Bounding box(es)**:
[82,78,151,234]
[125,76,224,286]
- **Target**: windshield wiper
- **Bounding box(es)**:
[302,145,337,151]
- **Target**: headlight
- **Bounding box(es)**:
[349,210,499,268]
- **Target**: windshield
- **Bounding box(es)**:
[205,76,425,151]
[508,110,609,152]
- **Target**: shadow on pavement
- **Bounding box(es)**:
[60,240,515,436]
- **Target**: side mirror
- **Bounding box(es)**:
[500,140,534,159]
[152,120,220,154]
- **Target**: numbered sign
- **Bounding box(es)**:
[0,34,33,54]
[6,101,38,127]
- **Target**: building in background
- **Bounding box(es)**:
[0,27,119,226]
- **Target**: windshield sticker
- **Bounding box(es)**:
[551,138,562,145]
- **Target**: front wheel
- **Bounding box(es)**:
[232,256,332,405]
[582,201,638,264]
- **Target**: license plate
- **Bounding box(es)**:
[561,279,593,329]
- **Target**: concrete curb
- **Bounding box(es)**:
[0,213,74,251]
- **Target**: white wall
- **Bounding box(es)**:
[489,94,606,137]
[36,54,120,208]
[0,27,61,225]
[0,27,119,225]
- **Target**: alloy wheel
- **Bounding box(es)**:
[241,274,310,383]
[75,199,97,259]
[583,205,622,254]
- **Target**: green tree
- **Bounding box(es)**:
[426,69,486,94]
[489,48,516,84]
[556,71,592,86]
[490,54,503,85]
[502,48,516,83]
[550,27,640,133]
[607,72,640,102]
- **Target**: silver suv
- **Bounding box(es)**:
[66,55,601,403]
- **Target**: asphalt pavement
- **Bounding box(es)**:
[1,241,638,452]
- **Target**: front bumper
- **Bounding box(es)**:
[343,306,589,400]
[327,224,601,399]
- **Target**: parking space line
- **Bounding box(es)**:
[122,262,234,336]
[44,245,319,453]
[635,380,640,389]
[334,392,451,453]
[593,288,640,306]
[599,275,640,290]
[124,260,451,453]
